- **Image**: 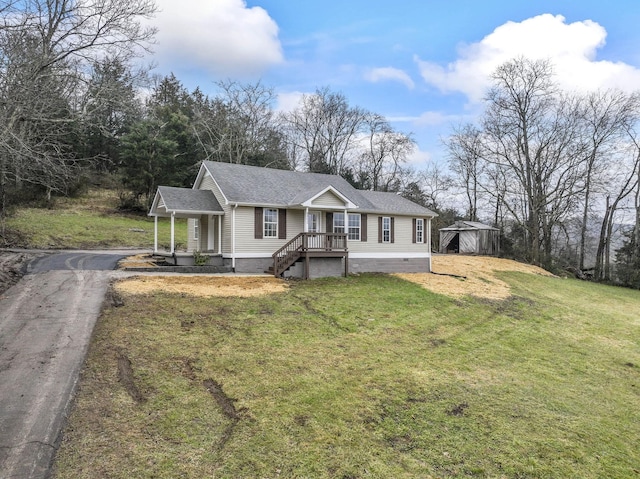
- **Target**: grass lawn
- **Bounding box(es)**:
[3,189,187,249]
[52,271,640,478]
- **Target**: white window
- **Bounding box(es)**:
[382,216,391,243]
[334,212,360,240]
[416,218,424,243]
[348,214,361,241]
[333,212,345,233]
[307,212,319,233]
[264,208,278,238]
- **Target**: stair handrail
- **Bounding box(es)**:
[271,232,349,277]
[272,233,304,276]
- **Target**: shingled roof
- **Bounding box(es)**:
[200,162,437,217]
[150,186,223,217]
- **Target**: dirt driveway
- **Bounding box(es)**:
[0,250,131,479]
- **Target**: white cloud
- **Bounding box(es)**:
[406,147,432,167]
[415,14,640,103]
[152,0,284,77]
[275,91,305,113]
[388,110,470,127]
[365,67,415,89]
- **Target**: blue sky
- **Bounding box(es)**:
[148,0,640,169]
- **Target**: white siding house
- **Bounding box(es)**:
[149,162,437,278]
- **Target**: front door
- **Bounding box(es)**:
[307,211,322,248]
[307,211,322,233]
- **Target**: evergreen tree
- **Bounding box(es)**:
[615,228,640,288]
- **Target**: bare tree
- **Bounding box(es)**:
[418,162,454,212]
[0,0,157,230]
[576,90,640,270]
[481,57,586,267]
[445,123,485,221]
[281,87,367,175]
[358,113,415,191]
[594,134,640,280]
[192,80,289,168]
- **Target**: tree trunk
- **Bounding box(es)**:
[0,155,6,239]
[604,213,613,281]
[594,196,610,281]
[635,167,640,265]
[579,157,595,270]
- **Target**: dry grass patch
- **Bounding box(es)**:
[395,255,554,299]
[118,254,158,269]
[114,275,288,297]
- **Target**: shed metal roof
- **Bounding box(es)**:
[440,220,499,231]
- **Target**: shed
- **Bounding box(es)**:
[439,221,500,255]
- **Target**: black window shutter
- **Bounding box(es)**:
[412,218,417,243]
[361,214,367,242]
[255,207,263,239]
[326,212,333,233]
[378,216,382,243]
[391,217,395,243]
[278,209,287,239]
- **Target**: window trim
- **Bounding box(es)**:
[382,216,391,243]
[333,212,361,241]
[347,213,361,241]
[263,208,278,238]
[415,218,424,244]
[333,212,345,234]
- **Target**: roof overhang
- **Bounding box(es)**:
[148,186,224,218]
[300,185,358,209]
[193,163,230,204]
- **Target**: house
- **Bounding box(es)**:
[149,161,437,278]
[439,221,500,255]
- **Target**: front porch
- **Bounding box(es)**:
[148,186,225,256]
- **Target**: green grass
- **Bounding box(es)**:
[53,273,640,478]
[4,189,187,249]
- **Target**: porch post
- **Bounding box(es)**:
[153,215,158,253]
[344,208,348,236]
[304,207,309,232]
[170,212,175,254]
[208,215,215,251]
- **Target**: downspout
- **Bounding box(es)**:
[427,216,433,272]
[170,212,175,254]
[344,208,349,276]
[231,203,238,271]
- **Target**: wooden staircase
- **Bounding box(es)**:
[268,233,348,278]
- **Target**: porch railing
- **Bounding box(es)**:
[272,233,348,277]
